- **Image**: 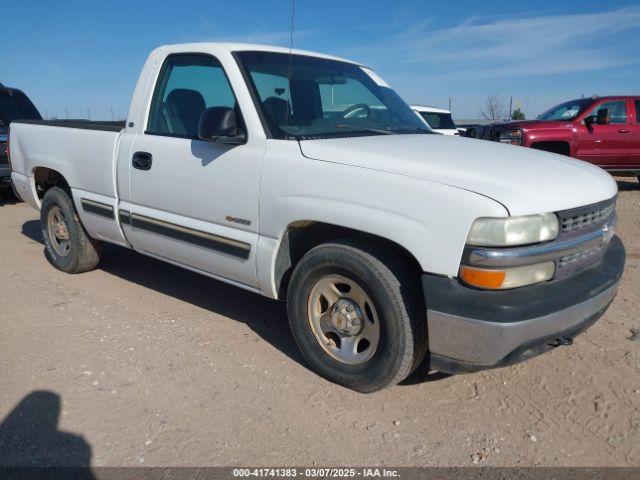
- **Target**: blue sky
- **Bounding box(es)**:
[2,0,639,120]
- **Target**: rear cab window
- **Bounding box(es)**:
[635,99,640,123]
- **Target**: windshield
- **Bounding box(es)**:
[418,111,456,130]
[0,89,41,134]
[537,99,593,121]
[235,51,429,139]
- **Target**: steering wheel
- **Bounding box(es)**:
[341,103,371,119]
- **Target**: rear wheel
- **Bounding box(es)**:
[287,240,427,392]
[41,187,101,273]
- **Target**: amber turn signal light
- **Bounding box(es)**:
[460,266,506,289]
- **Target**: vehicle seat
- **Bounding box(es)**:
[262,96,291,127]
[163,89,206,136]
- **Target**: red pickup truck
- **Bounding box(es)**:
[465,96,640,180]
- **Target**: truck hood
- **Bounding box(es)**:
[299,134,617,216]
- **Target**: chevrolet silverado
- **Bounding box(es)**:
[8,44,625,392]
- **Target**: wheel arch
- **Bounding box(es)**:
[32,166,72,200]
[272,220,423,300]
[530,140,572,157]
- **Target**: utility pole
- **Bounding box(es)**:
[87,108,91,120]
[448,97,452,112]
[110,108,114,121]
[65,108,69,119]
[509,96,513,120]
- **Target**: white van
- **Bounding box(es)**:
[412,105,459,135]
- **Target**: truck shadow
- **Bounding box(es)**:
[21,219,446,387]
[0,390,94,477]
[21,219,303,368]
[615,179,640,191]
[0,194,21,207]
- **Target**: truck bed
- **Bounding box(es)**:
[9,120,124,202]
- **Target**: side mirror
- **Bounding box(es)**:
[198,107,246,144]
[584,115,595,128]
[596,108,610,125]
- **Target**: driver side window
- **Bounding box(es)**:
[587,101,627,125]
[147,54,237,138]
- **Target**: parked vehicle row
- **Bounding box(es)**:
[7,43,625,391]
[464,96,640,179]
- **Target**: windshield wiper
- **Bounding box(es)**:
[393,126,432,134]
[335,125,394,135]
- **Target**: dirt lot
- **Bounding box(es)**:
[1,180,639,468]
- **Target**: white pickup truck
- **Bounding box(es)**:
[8,43,625,392]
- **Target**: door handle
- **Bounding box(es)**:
[618,128,631,133]
[132,151,153,170]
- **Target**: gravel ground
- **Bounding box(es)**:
[1,179,639,468]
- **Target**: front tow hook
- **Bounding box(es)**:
[547,336,574,348]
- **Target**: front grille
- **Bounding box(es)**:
[553,197,616,279]
[557,197,616,238]
[561,203,615,233]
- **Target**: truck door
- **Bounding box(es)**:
[123,53,263,289]
[631,99,640,168]
[575,99,631,168]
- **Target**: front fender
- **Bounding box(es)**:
[257,142,508,296]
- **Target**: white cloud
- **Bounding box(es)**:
[347,6,640,79]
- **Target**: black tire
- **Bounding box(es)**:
[41,187,101,273]
[287,239,427,392]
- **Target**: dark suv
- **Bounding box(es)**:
[1,84,41,197]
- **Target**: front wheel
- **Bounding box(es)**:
[287,240,427,392]
[41,187,101,273]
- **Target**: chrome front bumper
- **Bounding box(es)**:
[423,235,625,373]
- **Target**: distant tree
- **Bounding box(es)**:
[511,108,525,120]
[479,92,508,121]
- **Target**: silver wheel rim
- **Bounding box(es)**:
[47,206,71,257]
[307,274,380,365]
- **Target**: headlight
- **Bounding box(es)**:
[496,129,522,145]
[460,262,555,290]
[467,213,559,247]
